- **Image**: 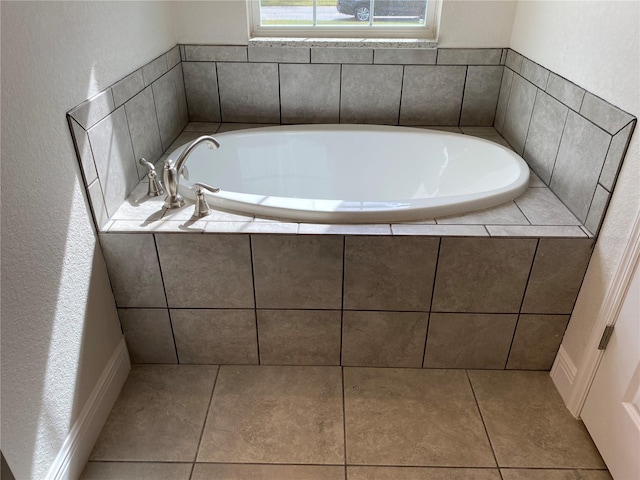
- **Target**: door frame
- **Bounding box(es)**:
[551,211,640,418]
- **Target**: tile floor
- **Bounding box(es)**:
[81,365,610,480]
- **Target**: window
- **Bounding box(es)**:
[248,0,440,39]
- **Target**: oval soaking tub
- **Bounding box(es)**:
[170,124,529,224]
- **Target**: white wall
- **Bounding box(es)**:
[171,0,517,47]
[0,2,176,478]
[510,0,639,396]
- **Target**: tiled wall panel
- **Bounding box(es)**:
[497,48,636,235]
[100,232,592,370]
[69,46,189,231]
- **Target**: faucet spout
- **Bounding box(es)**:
[163,135,220,209]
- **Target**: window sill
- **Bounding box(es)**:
[248,37,438,49]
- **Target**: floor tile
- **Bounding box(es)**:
[192,464,345,480]
[79,462,192,480]
[348,466,501,479]
[500,469,612,480]
[468,371,606,468]
[344,368,495,467]
[197,366,344,464]
[90,365,218,461]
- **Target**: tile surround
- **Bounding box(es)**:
[70,46,634,374]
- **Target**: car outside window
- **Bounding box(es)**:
[249,0,440,39]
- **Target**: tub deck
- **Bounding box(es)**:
[105,123,590,239]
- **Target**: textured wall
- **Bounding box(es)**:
[510,1,640,379]
[0,2,176,479]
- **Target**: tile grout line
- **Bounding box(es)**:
[152,234,181,364]
[340,235,346,366]
[422,237,441,368]
[249,235,261,364]
[465,370,504,480]
[503,238,540,369]
[190,366,221,466]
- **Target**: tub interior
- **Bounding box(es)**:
[176,127,524,203]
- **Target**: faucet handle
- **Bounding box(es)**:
[193,182,220,217]
[138,158,164,197]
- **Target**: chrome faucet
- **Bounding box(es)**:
[162,135,220,209]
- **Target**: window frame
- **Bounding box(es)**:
[248,0,441,40]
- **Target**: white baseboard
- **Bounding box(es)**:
[551,345,578,411]
[46,337,130,480]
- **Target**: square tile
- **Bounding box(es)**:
[312,47,372,63]
[342,311,428,368]
[155,234,254,308]
[400,66,466,125]
[185,45,247,62]
[468,370,606,468]
[487,226,587,238]
[88,107,139,217]
[99,233,166,307]
[197,365,344,463]
[171,309,258,364]
[348,466,501,480]
[119,308,177,364]
[505,50,523,73]
[341,65,403,124]
[344,368,495,466]
[520,58,549,90]
[111,69,145,107]
[523,91,568,184]
[550,111,612,222]
[344,236,438,311]
[374,48,436,64]
[424,313,517,369]
[514,188,581,226]
[460,66,503,126]
[91,365,218,461]
[506,314,570,370]
[257,310,341,365]
[69,89,115,129]
[166,45,181,69]
[500,469,612,480]
[248,46,310,63]
[124,86,163,177]
[80,462,192,480]
[432,238,536,313]
[280,64,340,124]
[142,54,167,86]
[502,74,537,155]
[151,72,182,150]
[391,224,488,236]
[494,68,514,133]
[580,92,634,134]
[252,235,343,309]
[545,72,585,111]
[217,63,280,123]
[437,48,502,65]
[522,238,593,314]
[192,464,344,480]
[183,62,221,122]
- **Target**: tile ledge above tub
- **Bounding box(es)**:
[248,37,438,48]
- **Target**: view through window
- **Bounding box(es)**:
[251,0,437,37]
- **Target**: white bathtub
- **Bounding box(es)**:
[172,125,529,223]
